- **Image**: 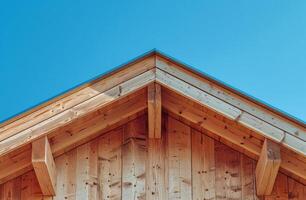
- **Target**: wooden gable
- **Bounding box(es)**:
[0,50,305,199]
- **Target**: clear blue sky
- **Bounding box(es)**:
[1,1,306,123]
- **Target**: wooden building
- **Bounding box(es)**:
[0,50,305,199]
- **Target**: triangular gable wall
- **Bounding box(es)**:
[0,51,305,198]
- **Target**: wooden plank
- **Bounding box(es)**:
[146,137,166,200]
[122,117,147,200]
[32,136,57,196]
[0,92,147,186]
[167,117,192,200]
[66,150,77,200]
[0,69,155,157]
[53,150,77,200]
[265,173,289,200]
[191,129,216,200]
[162,90,306,182]
[288,177,306,200]
[215,142,242,200]
[0,55,155,141]
[50,91,147,156]
[238,112,285,143]
[147,83,162,138]
[0,177,21,200]
[98,129,123,200]
[255,139,281,196]
[156,55,306,142]
[163,91,261,156]
[53,153,68,200]
[20,171,44,200]
[75,140,98,200]
[156,68,242,120]
[0,145,32,184]
[157,68,305,156]
[241,155,257,200]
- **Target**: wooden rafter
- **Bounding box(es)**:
[32,136,57,196]
[0,51,305,186]
[155,54,306,142]
[147,83,162,138]
[255,139,281,195]
[0,91,147,184]
[0,69,155,157]
[155,68,305,156]
[162,89,306,183]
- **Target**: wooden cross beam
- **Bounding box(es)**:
[148,83,162,138]
[32,136,57,196]
[255,139,281,196]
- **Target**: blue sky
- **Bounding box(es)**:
[0,1,306,123]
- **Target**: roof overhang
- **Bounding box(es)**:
[0,50,305,187]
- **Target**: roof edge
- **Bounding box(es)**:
[154,49,306,128]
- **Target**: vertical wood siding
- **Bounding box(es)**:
[0,115,305,200]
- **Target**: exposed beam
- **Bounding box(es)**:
[0,69,155,157]
[32,136,57,196]
[156,69,306,156]
[155,55,306,142]
[0,92,147,185]
[0,55,155,142]
[0,146,32,184]
[156,68,242,120]
[162,90,306,183]
[147,83,162,138]
[51,91,147,156]
[255,139,281,196]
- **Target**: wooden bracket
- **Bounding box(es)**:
[148,83,162,138]
[32,136,57,196]
[255,139,281,196]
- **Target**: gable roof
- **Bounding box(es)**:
[0,50,305,184]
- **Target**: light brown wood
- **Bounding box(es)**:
[0,55,155,141]
[122,117,147,200]
[1,114,306,200]
[156,69,306,157]
[32,136,56,196]
[0,145,32,184]
[148,83,162,138]
[0,69,155,157]
[240,155,257,200]
[156,68,242,120]
[191,130,216,200]
[75,140,98,200]
[167,117,192,199]
[265,173,289,200]
[255,139,281,196]
[0,92,147,186]
[98,129,123,200]
[146,138,166,200]
[162,89,306,182]
[156,54,306,142]
[215,141,242,200]
[50,90,147,156]
[20,171,44,200]
[288,177,306,200]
